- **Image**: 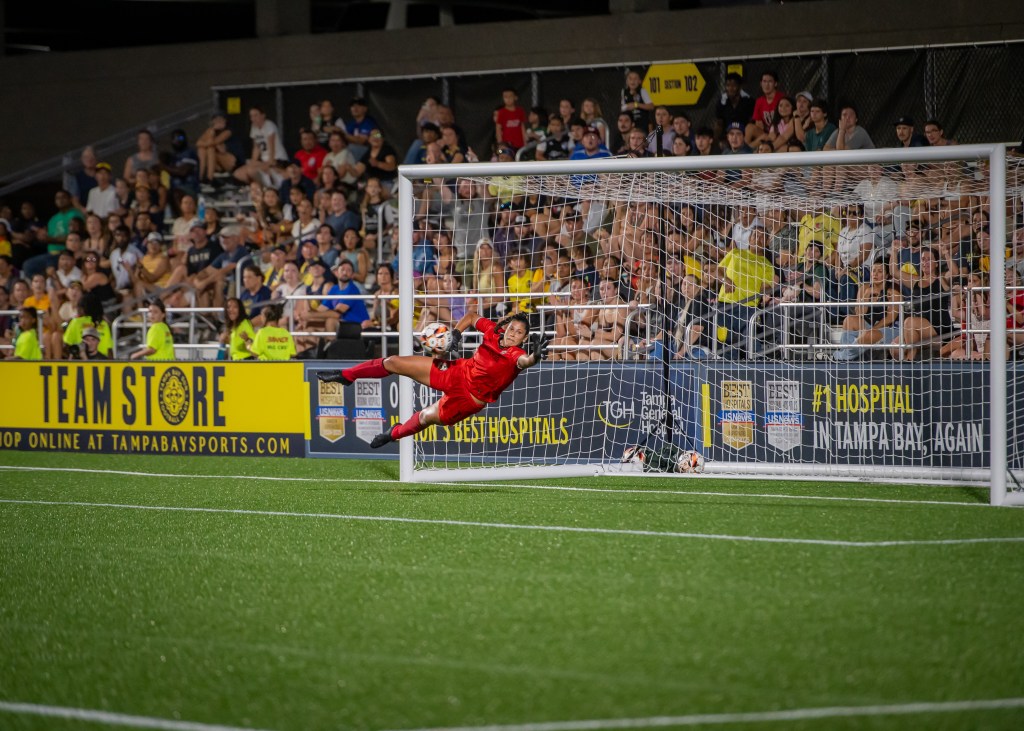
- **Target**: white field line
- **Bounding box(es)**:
[2,697,1022,731]
[2,497,1022,548]
[382,697,1024,731]
[0,465,990,509]
[0,700,275,731]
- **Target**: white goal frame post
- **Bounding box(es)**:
[396,144,1020,506]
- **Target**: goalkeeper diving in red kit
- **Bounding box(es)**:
[317,312,552,448]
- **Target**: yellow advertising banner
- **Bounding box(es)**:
[643,63,706,106]
[0,362,310,457]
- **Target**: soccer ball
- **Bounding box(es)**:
[621,445,648,465]
[676,450,706,474]
[420,322,452,356]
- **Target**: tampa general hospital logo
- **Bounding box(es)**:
[158,367,191,425]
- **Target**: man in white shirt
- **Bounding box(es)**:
[85,163,119,219]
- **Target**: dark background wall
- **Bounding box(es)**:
[2,0,1024,177]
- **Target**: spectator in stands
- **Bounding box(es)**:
[579,98,610,147]
[261,244,287,293]
[23,274,51,334]
[536,116,573,161]
[671,112,695,153]
[894,246,954,360]
[280,162,317,207]
[166,223,217,300]
[313,163,342,212]
[802,99,836,154]
[439,123,467,164]
[647,106,674,155]
[403,122,442,165]
[524,105,549,147]
[364,262,399,332]
[79,251,114,306]
[10,278,30,309]
[329,258,370,328]
[748,142,785,193]
[471,238,507,317]
[715,71,754,151]
[315,99,346,146]
[81,212,110,258]
[723,122,753,156]
[834,260,903,361]
[130,298,175,361]
[746,70,785,147]
[611,112,635,155]
[924,119,955,146]
[764,96,797,151]
[49,249,82,304]
[160,129,200,215]
[10,307,42,360]
[620,70,653,132]
[495,88,528,152]
[239,264,272,327]
[291,198,321,249]
[294,128,327,184]
[274,260,306,324]
[322,132,359,201]
[131,232,172,301]
[571,126,612,162]
[294,257,336,348]
[551,275,593,361]
[196,112,242,185]
[323,189,362,240]
[587,278,628,360]
[86,163,119,219]
[78,327,107,361]
[894,116,928,148]
[308,224,339,273]
[246,301,295,360]
[68,146,99,216]
[825,102,874,151]
[123,129,159,182]
[791,91,814,146]
[0,255,16,293]
[338,227,372,290]
[190,224,247,308]
[716,227,778,347]
[168,194,200,260]
[343,97,378,162]
[355,130,399,191]
[234,106,289,188]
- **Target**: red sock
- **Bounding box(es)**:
[391,411,428,440]
[342,357,390,382]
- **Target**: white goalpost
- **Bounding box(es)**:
[394,144,1022,506]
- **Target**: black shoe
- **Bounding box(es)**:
[370,429,395,449]
[317,369,352,385]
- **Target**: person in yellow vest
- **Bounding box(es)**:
[12,307,42,360]
[220,296,255,360]
[131,298,175,360]
[247,302,296,361]
[62,294,113,359]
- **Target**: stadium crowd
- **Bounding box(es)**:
[2,69,1023,363]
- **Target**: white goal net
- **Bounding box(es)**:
[395,146,1024,505]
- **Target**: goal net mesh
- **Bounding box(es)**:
[397,152,1024,487]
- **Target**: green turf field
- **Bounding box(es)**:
[1,450,1023,731]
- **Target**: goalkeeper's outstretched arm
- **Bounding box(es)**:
[517,333,553,370]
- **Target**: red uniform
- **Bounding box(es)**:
[429,317,526,425]
[496,106,528,150]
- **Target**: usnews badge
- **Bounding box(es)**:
[719,380,754,450]
[317,378,346,443]
[158,367,190,426]
[353,379,385,445]
[765,380,803,452]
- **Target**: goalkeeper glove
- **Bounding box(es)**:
[447,328,463,354]
[535,333,553,361]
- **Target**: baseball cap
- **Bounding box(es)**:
[421,122,440,134]
[308,257,327,269]
[583,126,600,137]
[82,327,101,341]
[726,122,744,132]
[145,232,163,244]
[497,145,515,157]
[95,162,112,172]
[189,220,206,230]
[350,96,367,106]
[894,116,916,127]
[796,91,813,103]
[220,224,243,237]
[514,215,529,224]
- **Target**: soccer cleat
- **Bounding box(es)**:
[370,429,395,449]
[317,369,352,386]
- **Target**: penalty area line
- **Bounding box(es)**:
[2,497,1023,548]
[380,697,1024,731]
[0,464,990,509]
[0,700,276,731]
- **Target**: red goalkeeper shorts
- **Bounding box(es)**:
[429,359,487,426]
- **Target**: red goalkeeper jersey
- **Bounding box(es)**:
[464,317,526,402]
